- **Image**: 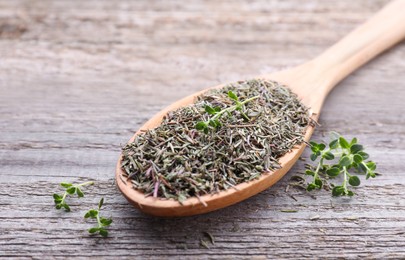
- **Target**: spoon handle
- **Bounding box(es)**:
[313,0,405,94]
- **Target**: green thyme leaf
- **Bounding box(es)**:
[314,178,323,188]
[310,153,318,161]
[318,143,326,151]
[307,183,317,191]
[100,217,113,226]
[339,137,350,149]
[349,176,361,186]
[62,203,71,212]
[205,105,216,115]
[195,121,207,130]
[60,183,73,188]
[305,170,315,176]
[88,227,99,233]
[358,151,369,160]
[350,144,363,154]
[339,156,351,167]
[350,138,358,146]
[326,167,340,177]
[76,188,84,198]
[228,91,238,101]
[99,229,108,237]
[332,186,345,196]
[66,187,76,194]
[366,161,376,171]
[322,151,334,160]
[329,139,339,149]
[353,154,363,164]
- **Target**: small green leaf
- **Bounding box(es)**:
[208,120,217,127]
[228,91,238,101]
[314,178,323,188]
[204,105,216,115]
[332,186,345,196]
[318,143,326,151]
[347,190,354,196]
[326,167,340,177]
[214,106,221,112]
[366,171,376,179]
[349,176,361,186]
[53,194,61,200]
[56,204,62,210]
[66,187,76,195]
[322,151,334,160]
[310,153,318,161]
[320,165,328,172]
[305,170,315,176]
[358,162,368,173]
[350,138,358,146]
[87,209,98,218]
[76,188,84,198]
[307,183,317,191]
[60,182,72,188]
[358,151,369,160]
[63,203,71,212]
[99,229,109,237]
[88,227,99,234]
[366,161,376,171]
[98,198,104,209]
[339,156,351,167]
[100,218,113,226]
[329,139,339,149]
[195,121,207,130]
[353,154,363,164]
[203,128,209,134]
[310,142,319,153]
[339,137,350,149]
[350,144,363,154]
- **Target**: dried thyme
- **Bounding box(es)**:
[121,79,311,202]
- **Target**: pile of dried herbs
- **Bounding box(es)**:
[121,79,311,202]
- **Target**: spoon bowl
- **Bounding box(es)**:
[116,0,405,217]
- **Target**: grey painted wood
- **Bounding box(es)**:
[0,0,404,258]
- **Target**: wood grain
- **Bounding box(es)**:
[1,0,404,258]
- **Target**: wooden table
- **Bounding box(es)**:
[1,0,404,258]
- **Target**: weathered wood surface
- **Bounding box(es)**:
[1,0,404,258]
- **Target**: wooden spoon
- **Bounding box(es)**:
[116,0,405,217]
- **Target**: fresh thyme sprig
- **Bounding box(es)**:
[84,198,113,237]
[53,181,94,211]
[195,90,259,133]
[306,133,378,196]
